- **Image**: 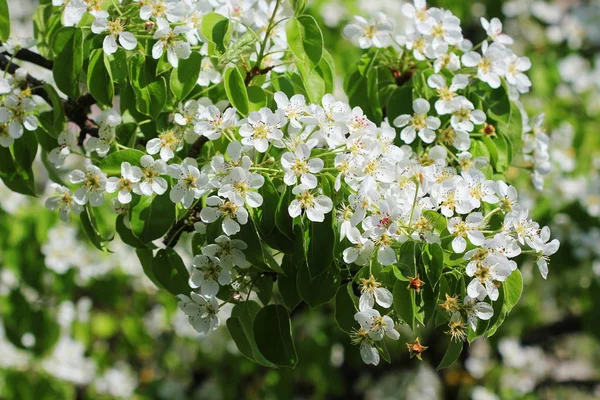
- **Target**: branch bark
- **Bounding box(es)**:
[0,45,54,70]
[521,315,584,346]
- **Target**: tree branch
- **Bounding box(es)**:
[0,44,54,70]
[535,379,600,392]
[521,315,583,346]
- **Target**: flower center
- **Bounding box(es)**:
[411,114,427,129]
[438,87,455,102]
[253,123,270,139]
[479,58,492,74]
[296,190,315,209]
[84,172,101,190]
[218,201,239,218]
[160,131,179,149]
[107,19,124,35]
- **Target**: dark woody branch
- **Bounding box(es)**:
[0,43,54,70]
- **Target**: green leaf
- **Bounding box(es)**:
[247,85,267,112]
[285,15,323,67]
[34,119,59,152]
[0,0,10,41]
[201,13,231,54]
[277,254,302,311]
[255,175,278,236]
[485,270,523,337]
[170,52,202,100]
[366,66,383,124]
[136,248,162,289]
[152,248,190,295]
[297,263,340,307]
[393,278,415,329]
[224,67,249,116]
[254,274,274,305]
[130,193,176,243]
[253,304,298,367]
[4,290,60,356]
[275,182,295,240]
[129,54,167,117]
[423,243,444,289]
[291,0,306,16]
[80,205,111,251]
[99,149,145,176]
[345,50,384,124]
[87,49,114,107]
[227,301,274,367]
[397,241,417,277]
[306,212,334,277]
[235,220,283,273]
[116,214,147,249]
[109,48,128,85]
[116,122,139,148]
[13,133,38,171]
[42,84,65,136]
[0,146,36,196]
[297,49,334,104]
[51,27,83,98]
[502,269,523,313]
[436,339,463,371]
[387,85,414,140]
[334,283,358,334]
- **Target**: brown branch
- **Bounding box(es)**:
[162,202,203,247]
[0,44,54,69]
[521,315,583,346]
[244,65,275,86]
[535,379,600,392]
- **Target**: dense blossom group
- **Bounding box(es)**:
[0,0,561,367]
[42,77,558,362]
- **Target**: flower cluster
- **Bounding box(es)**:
[0,64,40,148]
[54,0,292,83]
[0,0,557,368]
[46,81,557,364]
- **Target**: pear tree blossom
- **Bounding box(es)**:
[0,0,563,371]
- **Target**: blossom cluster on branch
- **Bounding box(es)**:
[0,0,559,368]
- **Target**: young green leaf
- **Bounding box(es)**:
[201,13,231,54]
[128,54,167,117]
[306,211,334,277]
[224,67,249,116]
[285,15,323,67]
[0,0,10,41]
[277,254,302,311]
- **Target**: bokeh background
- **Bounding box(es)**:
[2,0,600,399]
